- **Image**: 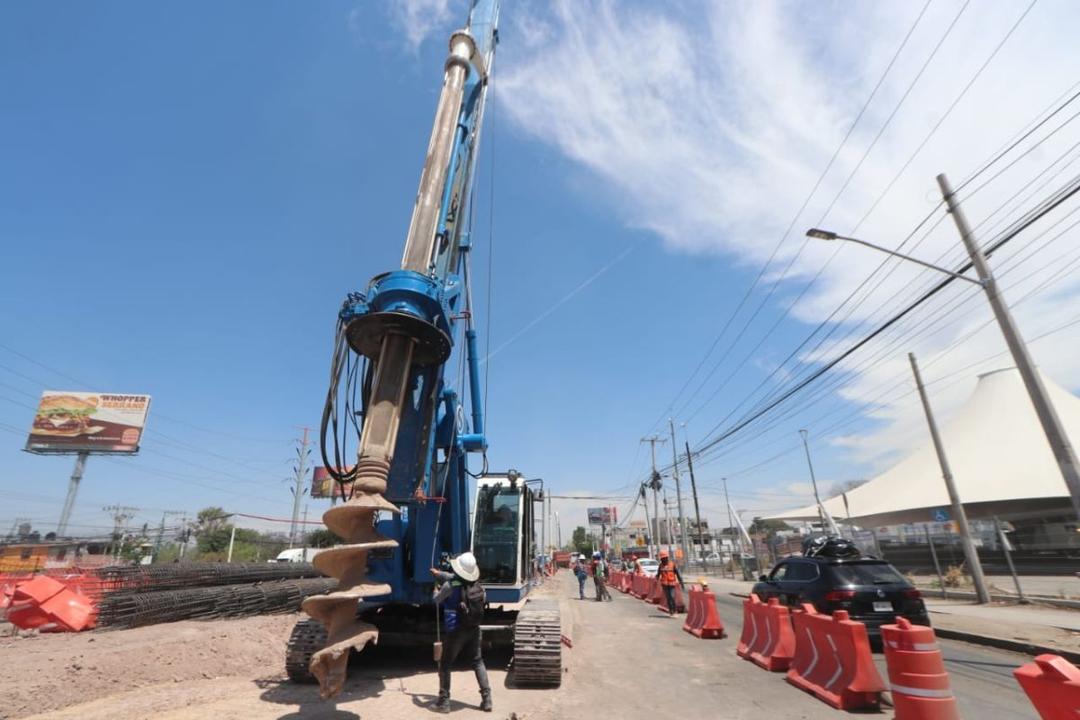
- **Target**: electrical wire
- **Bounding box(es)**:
[644,0,937,433]
[689,173,1080,461]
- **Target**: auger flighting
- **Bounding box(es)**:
[288,0,563,700]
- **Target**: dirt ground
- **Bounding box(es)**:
[1,584,566,720]
[0,612,298,719]
[1,575,865,720]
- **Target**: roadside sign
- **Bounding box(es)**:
[930,507,950,523]
[25,391,151,454]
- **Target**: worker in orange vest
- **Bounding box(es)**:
[656,551,685,616]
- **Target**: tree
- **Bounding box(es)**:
[306,528,342,548]
[193,506,233,555]
[570,526,592,555]
[187,506,292,562]
[748,517,791,540]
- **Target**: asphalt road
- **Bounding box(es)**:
[711,591,1038,719]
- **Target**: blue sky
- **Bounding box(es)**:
[2,0,1079,539]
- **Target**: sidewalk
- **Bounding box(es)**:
[910,573,1080,604]
[696,574,1080,658]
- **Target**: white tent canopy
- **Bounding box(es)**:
[766,368,1075,527]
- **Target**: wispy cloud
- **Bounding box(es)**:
[499,0,1080,486]
[385,0,461,52]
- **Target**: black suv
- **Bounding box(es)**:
[751,556,930,643]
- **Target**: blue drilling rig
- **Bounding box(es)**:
[284,0,561,698]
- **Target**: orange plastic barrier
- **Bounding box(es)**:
[786,605,885,710]
[1014,654,1080,720]
[881,617,959,720]
[609,570,623,591]
[631,574,651,599]
[6,575,97,632]
[682,585,726,639]
[0,573,33,615]
[736,594,796,671]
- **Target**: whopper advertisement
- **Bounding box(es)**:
[26,392,151,454]
[311,466,355,498]
[586,506,617,525]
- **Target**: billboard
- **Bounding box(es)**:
[586,506,617,525]
[312,466,354,498]
[26,392,151,454]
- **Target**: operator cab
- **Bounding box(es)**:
[471,474,537,603]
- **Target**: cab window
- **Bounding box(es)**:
[769,563,788,581]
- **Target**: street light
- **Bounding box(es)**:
[808,168,1080,525]
[805,228,984,286]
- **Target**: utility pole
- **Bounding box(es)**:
[939,173,1080,521]
[798,429,826,530]
[103,505,137,560]
[662,489,674,551]
[668,419,691,566]
[640,485,654,558]
[289,427,312,548]
[301,504,310,562]
[540,491,547,571]
[685,439,705,572]
[554,510,562,549]
[909,352,991,604]
[57,451,89,536]
[641,436,666,557]
[154,510,186,561]
[722,478,736,579]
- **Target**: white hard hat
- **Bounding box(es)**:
[450,552,481,582]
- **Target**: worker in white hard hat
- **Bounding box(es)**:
[430,551,491,713]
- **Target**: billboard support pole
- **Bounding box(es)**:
[57,451,88,536]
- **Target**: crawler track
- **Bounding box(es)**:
[285,617,329,683]
[511,600,562,687]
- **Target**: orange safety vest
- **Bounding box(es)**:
[658,563,679,587]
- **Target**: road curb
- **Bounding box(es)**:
[931,626,1080,663]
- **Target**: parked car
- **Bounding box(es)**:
[636,558,659,577]
[690,552,722,566]
[751,556,929,644]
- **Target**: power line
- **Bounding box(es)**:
[689,174,1080,461]
[644,0,937,433]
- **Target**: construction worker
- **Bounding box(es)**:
[590,551,612,601]
[657,551,685,616]
[430,552,492,713]
[573,556,588,599]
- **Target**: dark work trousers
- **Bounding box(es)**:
[577,575,587,599]
[438,627,490,701]
[663,585,677,614]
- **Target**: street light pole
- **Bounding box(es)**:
[909,351,990,604]
[937,173,1080,522]
[722,477,737,579]
[807,173,1080,522]
[798,430,826,530]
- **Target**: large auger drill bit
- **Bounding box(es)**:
[302,21,485,700]
[302,334,415,699]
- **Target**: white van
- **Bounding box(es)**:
[272,548,320,563]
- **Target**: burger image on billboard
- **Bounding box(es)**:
[32,394,99,437]
[26,391,151,454]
